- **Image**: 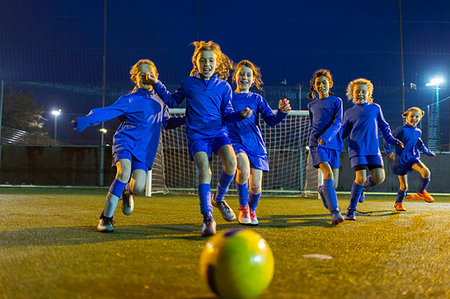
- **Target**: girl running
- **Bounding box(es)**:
[228,60,291,225]
[342,78,404,220]
[147,41,252,236]
[307,69,344,225]
[385,107,435,211]
[73,59,184,232]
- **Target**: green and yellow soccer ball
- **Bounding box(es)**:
[199,229,274,299]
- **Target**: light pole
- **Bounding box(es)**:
[51,109,61,144]
[426,77,444,150]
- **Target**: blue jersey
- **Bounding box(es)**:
[342,102,399,158]
[307,95,343,151]
[385,124,435,165]
[227,92,287,156]
[153,74,242,140]
[76,88,181,169]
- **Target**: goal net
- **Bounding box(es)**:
[148,109,319,196]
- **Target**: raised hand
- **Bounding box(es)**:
[397,141,404,148]
[318,139,326,146]
[71,119,77,131]
[278,98,291,113]
[240,107,253,118]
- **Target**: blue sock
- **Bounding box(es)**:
[248,192,261,211]
[417,177,430,193]
[236,181,249,207]
[322,179,338,212]
[198,184,212,215]
[108,179,127,198]
[364,175,377,188]
[396,189,406,203]
[349,182,364,211]
[215,171,234,201]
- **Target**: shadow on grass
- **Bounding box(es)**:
[257,213,336,228]
[0,223,207,248]
[355,209,398,217]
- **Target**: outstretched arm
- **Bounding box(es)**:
[260,98,291,127]
[377,107,404,148]
[72,97,129,132]
[152,80,185,108]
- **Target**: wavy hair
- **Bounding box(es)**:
[402,106,424,119]
[190,41,233,80]
[129,59,158,92]
[233,60,263,91]
[308,69,334,99]
[346,78,374,103]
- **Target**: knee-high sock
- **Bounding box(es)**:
[364,175,377,188]
[198,183,212,215]
[248,192,261,211]
[322,179,338,213]
[215,171,234,201]
[236,181,249,207]
[417,177,430,193]
[396,189,406,203]
[349,182,364,211]
[103,179,127,218]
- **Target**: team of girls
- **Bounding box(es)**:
[74,41,436,235]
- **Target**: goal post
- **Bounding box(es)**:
[146,109,320,196]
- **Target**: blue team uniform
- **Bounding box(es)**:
[76,88,182,170]
[307,95,343,168]
[385,124,435,175]
[154,74,242,158]
[227,92,288,171]
[342,102,399,168]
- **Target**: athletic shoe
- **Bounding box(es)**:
[394,202,406,211]
[345,208,356,220]
[318,187,328,209]
[249,209,259,226]
[212,195,236,222]
[359,190,365,203]
[238,205,251,225]
[331,211,344,225]
[405,194,422,200]
[97,215,114,233]
[201,214,216,237]
[121,191,134,216]
[417,190,435,203]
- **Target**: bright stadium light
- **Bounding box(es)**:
[425,77,444,150]
[99,128,107,134]
[52,109,62,144]
[426,77,444,87]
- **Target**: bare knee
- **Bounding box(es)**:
[117,167,131,183]
[133,181,146,195]
[423,169,431,179]
[250,183,261,195]
[237,167,249,184]
[223,157,236,175]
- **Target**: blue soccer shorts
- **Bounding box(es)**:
[233,143,269,172]
[188,134,232,160]
[310,146,340,169]
[351,154,384,170]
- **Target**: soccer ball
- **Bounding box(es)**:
[199,229,274,299]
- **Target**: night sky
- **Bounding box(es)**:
[0,0,449,145]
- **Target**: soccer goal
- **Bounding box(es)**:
[147,109,320,196]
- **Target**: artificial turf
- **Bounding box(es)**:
[0,191,449,298]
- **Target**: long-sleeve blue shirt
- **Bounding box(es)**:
[307,95,343,151]
[385,124,435,165]
[153,74,242,140]
[342,102,399,158]
[227,92,287,156]
[75,88,183,169]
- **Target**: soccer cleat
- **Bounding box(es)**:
[417,190,435,203]
[238,205,251,225]
[405,194,422,200]
[359,190,365,203]
[394,202,406,211]
[331,211,344,225]
[345,208,356,220]
[201,214,216,237]
[249,209,259,226]
[121,191,134,216]
[97,215,114,233]
[318,187,328,209]
[211,195,236,222]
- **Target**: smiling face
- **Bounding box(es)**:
[236,65,254,93]
[314,75,332,99]
[196,50,217,79]
[352,83,368,104]
[406,110,422,127]
[136,63,156,91]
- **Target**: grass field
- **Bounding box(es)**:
[0,188,449,298]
